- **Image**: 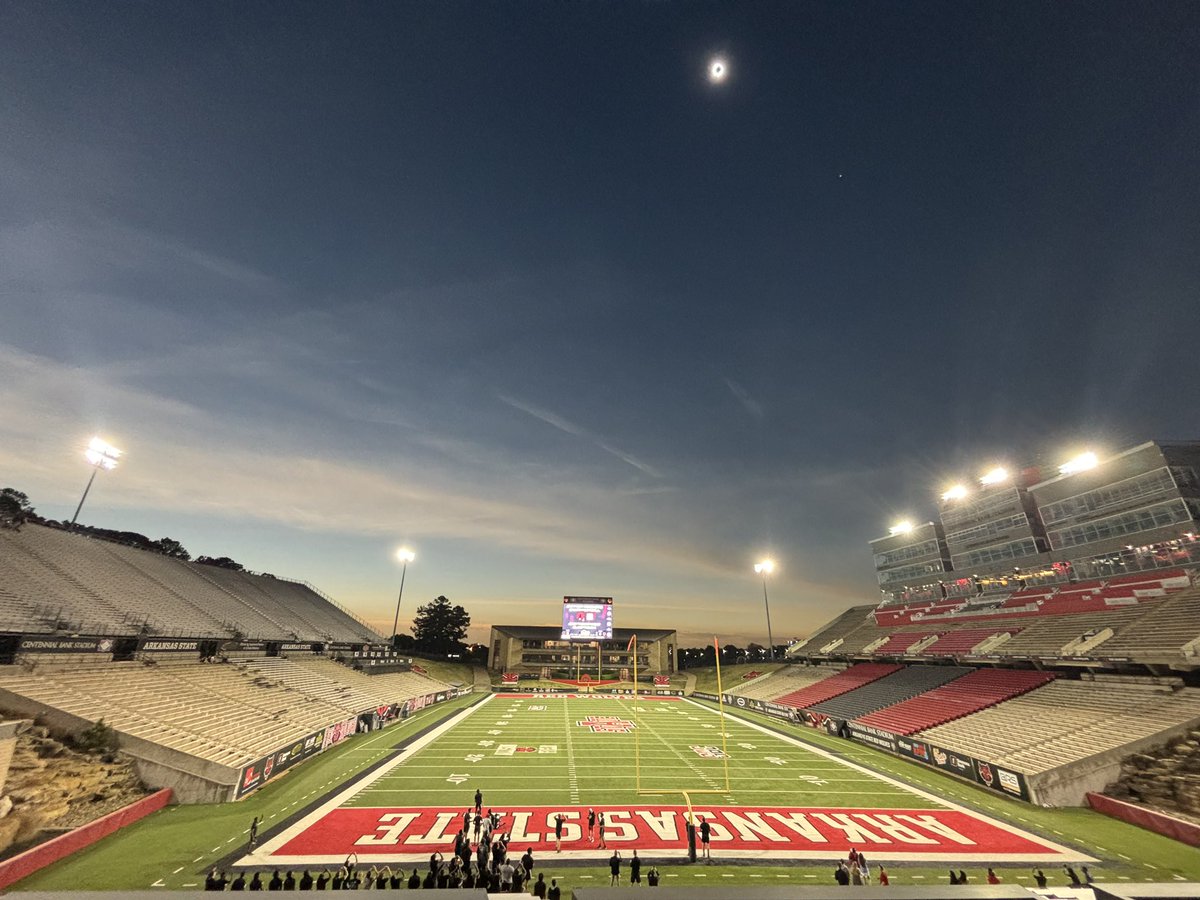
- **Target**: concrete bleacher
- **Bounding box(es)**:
[773,662,902,709]
[1093,587,1200,659]
[0,524,379,643]
[808,665,970,721]
[725,663,847,701]
[920,677,1200,776]
[855,668,1055,735]
[0,656,456,772]
[787,605,878,655]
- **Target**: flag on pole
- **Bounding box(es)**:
[627,633,637,652]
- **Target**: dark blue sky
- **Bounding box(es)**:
[2,1,1198,643]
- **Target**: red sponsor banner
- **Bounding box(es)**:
[501,672,519,684]
[653,675,670,686]
[272,805,1068,860]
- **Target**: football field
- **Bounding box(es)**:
[245,693,1089,867]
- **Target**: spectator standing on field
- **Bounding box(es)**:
[598,811,607,848]
[1033,869,1047,888]
[609,850,622,885]
[878,866,889,886]
[699,817,711,860]
[532,872,548,898]
[548,878,562,900]
[555,813,565,852]
[475,788,483,813]
[587,808,596,842]
[248,816,260,848]
[647,865,660,886]
[630,849,641,884]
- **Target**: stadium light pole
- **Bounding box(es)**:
[391,548,415,648]
[71,437,122,526]
[755,559,776,661]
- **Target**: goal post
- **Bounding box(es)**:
[633,635,731,796]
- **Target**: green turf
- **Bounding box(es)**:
[11,691,1200,896]
[409,658,476,686]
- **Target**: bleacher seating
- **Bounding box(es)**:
[725,664,847,701]
[855,668,1055,734]
[0,656,455,770]
[808,665,970,720]
[871,631,939,656]
[1092,587,1200,658]
[773,662,902,709]
[919,677,1200,775]
[788,605,877,653]
[921,627,1021,656]
[0,524,379,643]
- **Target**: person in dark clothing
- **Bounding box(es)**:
[1033,869,1047,889]
[298,871,313,890]
[422,869,436,889]
[205,869,221,891]
[282,870,296,889]
[463,864,476,889]
[609,850,622,885]
[429,851,444,876]
[248,872,264,891]
[375,866,390,890]
[475,788,483,812]
[587,808,596,842]
[249,816,260,848]
[647,866,660,887]
[547,878,562,900]
[555,814,565,852]
[1065,866,1083,886]
[699,817,711,860]
[532,873,547,898]
[473,812,483,843]
[268,870,283,890]
[949,869,959,885]
[521,848,534,881]
[630,850,641,884]
[407,869,421,889]
[464,809,472,834]
[230,872,247,891]
[315,869,331,890]
[1082,866,1094,884]
[513,865,526,893]
[958,870,968,885]
[488,867,501,892]
[389,867,402,889]
[834,864,850,886]
[331,869,344,891]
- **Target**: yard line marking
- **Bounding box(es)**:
[172,867,184,874]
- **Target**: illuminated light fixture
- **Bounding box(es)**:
[754,559,776,660]
[941,484,968,502]
[1059,451,1099,476]
[889,521,914,535]
[71,436,123,526]
[391,547,416,646]
[980,466,1009,486]
[708,56,729,84]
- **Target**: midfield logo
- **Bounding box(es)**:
[689,745,728,759]
[576,715,637,733]
[494,744,558,756]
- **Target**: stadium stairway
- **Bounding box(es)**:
[854,668,1056,735]
[773,662,902,709]
[807,665,970,721]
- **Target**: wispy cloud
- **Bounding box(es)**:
[497,393,663,478]
[725,378,764,419]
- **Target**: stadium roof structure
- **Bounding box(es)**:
[490,624,676,641]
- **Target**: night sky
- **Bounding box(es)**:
[2,2,1198,645]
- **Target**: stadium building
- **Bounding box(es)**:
[487,625,677,677]
[873,439,1200,603]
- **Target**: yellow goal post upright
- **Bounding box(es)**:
[633,635,731,830]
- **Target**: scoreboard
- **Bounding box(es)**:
[561,597,613,641]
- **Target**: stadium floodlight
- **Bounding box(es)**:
[1059,451,1099,476]
[941,484,968,502]
[979,466,1009,486]
[391,547,416,648]
[70,436,122,526]
[888,520,913,535]
[754,559,776,660]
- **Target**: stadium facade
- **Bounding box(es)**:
[487,625,677,677]
[872,440,1200,604]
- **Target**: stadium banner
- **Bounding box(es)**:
[137,638,201,652]
[653,675,671,686]
[321,716,359,751]
[235,727,327,799]
[279,642,318,652]
[894,735,1030,802]
[17,636,114,654]
[690,691,719,701]
[269,804,1078,861]
[846,722,898,754]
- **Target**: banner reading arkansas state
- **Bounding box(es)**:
[265,805,1085,862]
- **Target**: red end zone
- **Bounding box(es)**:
[266,805,1082,863]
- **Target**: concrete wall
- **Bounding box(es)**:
[0,688,237,804]
[1029,715,1200,807]
[0,720,23,794]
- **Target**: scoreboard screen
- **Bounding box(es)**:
[561,597,613,641]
